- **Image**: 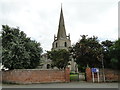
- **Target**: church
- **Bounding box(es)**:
[39,6,78,72]
[52,6,71,51]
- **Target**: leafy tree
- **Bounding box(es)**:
[101,40,113,68]
[47,49,70,69]
[71,35,103,71]
[0,36,2,63]
[109,39,120,69]
[2,25,42,70]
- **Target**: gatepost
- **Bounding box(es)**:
[85,67,92,82]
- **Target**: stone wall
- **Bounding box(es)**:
[1,68,70,84]
[85,68,119,82]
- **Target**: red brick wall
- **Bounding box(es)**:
[2,68,70,84]
[85,68,92,82]
[85,68,119,82]
[64,67,70,82]
[103,69,119,81]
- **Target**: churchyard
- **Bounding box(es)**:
[0,1,119,89]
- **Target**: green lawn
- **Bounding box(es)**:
[70,74,79,81]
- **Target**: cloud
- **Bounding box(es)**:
[64,1,118,43]
[0,0,118,52]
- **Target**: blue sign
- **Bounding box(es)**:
[91,68,99,73]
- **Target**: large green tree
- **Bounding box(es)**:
[47,49,70,69]
[109,39,120,69]
[71,35,103,70]
[0,36,2,63]
[2,25,42,70]
[101,40,113,68]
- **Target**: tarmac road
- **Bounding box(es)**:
[1,81,119,88]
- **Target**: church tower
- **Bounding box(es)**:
[52,6,71,50]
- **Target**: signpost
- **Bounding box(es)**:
[91,68,100,83]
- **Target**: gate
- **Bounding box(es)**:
[70,72,85,81]
[79,73,85,81]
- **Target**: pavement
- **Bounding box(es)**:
[1,81,119,88]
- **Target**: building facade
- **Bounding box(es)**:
[40,6,78,72]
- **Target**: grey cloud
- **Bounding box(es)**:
[0,0,118,52]
[64,2,117,24]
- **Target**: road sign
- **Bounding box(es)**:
[91,68,100,83]
[91,68,99,73]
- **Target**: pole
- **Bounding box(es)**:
[92,72,94,83]
[101,54,105,82]
[97,72,100,83]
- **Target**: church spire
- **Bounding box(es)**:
[57,5,67,40]
[52,5,71,51]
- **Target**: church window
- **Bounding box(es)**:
[47,64,50,69]
[56,42,58,48]
[65,42,67,47]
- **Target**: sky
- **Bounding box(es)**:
[0,0,119,53]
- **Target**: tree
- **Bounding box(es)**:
[109,39,120,69]
[2,25,42,70]
[71,35,103,71]
[101,40,113,68]
[0,36,2,63]
[47,49,70,69]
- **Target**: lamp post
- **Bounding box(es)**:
[101,54,105,82]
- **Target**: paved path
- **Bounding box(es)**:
[1,81,118,88]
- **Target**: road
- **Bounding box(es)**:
[1,81,118,88]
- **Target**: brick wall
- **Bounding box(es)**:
[85,68,92,82]
[85,68,119,82]
[1,68,70,84]
[103,69,119,82]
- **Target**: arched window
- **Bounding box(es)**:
[56,42,58,48]
[65,42,67,47]
[47,64,50,69]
